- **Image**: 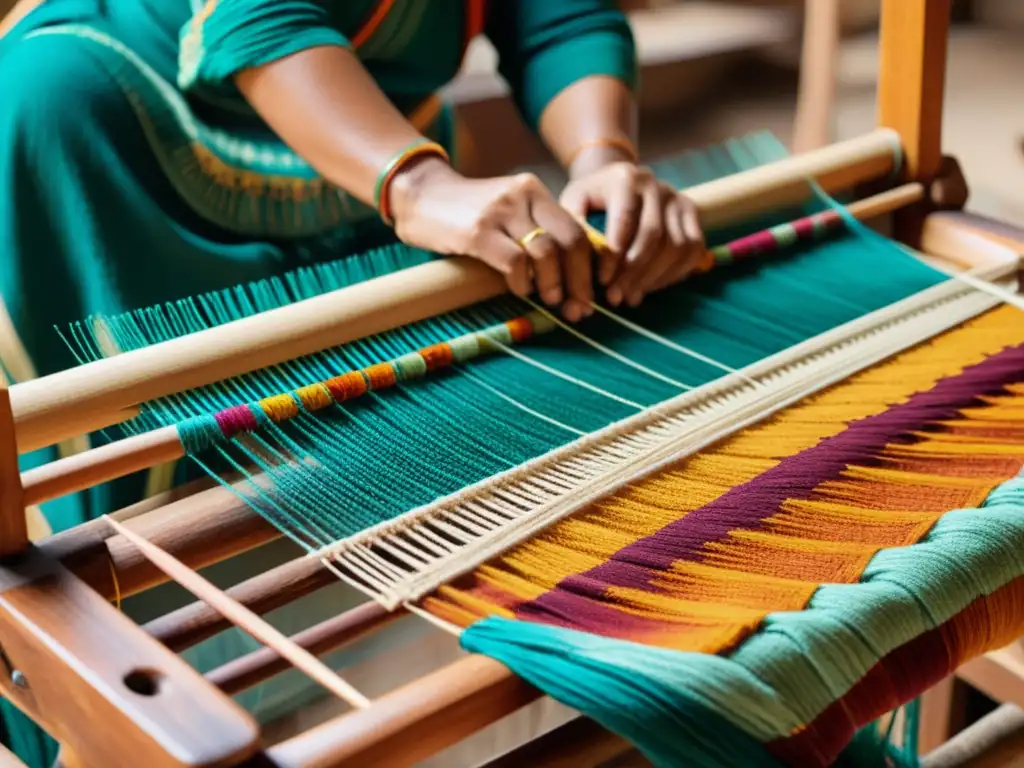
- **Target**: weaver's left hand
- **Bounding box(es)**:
[561,163,704,308]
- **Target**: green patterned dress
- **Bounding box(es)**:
[0,1,635,764]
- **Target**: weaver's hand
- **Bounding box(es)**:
[390,158,595,321]
[561,162,705,308]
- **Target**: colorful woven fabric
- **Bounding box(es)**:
[55,133,1023,765]
[423,306,1024,767]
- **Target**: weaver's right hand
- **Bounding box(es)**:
[389,157,595,322]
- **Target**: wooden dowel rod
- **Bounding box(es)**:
[206,601,398,697]
[41,476,275,602]
[22,425,182,507]
[145,551,336,651]
[9,130,901,455]
[106,515,372,710]
[19,180,923,510]
[267,654,537,768]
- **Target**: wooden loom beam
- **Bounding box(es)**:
[8,131,901,456]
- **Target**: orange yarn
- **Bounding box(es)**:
[325,371,368,402]
[505,317,535,343]
[420,343,455,370]
[364,363,398,389]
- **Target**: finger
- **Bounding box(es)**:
[559,183,591,219]
[508,218,563,307]
[650,195,707,292]
[636,197,687,295]
[609,183,664,307]
[562,180,623,289]
[475,230,533,296]
[601,178,639,287]
[533,198,593,322]
[680,194,705,253]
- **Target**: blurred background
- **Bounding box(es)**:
[449,0,1022,225]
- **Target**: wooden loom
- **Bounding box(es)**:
[2,0,1024,765]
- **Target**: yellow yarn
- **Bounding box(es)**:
[260,394,300,423]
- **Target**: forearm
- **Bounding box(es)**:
[538,76,638,180]
[234,45,449,213]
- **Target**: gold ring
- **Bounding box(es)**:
[518,227,545,248]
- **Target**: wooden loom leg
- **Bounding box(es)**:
[0,381,26,557]
[0,546,260,767]
[877,0,952,246]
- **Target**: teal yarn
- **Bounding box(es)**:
[460,617,785,768]
[177,414,223,454]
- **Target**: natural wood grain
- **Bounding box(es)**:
[267,654,536,768]
[919,676,971,755]
[22,425,182,507]
[41,477,275,602]
[0,546,259,767]
[0,383,26,556]
[146,552,335,651]
[877,0,950,183]
[108,516,371,709]
[206,601,397,696]
[480,717,641,768]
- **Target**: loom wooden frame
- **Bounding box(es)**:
[0,1,1019,766]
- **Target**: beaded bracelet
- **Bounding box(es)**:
[374,140,450,225]
[565,136,639,169]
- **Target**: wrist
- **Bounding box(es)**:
[568,145,637,180]
[388,155,460,225]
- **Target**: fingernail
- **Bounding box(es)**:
[543,288,562,306]
[628,291,643,307]
[607,286,622,306]
[563,302,581,323]
[598,267,614,286]
[582,303,595,318]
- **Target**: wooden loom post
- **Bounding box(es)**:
[0,380,26,557]
[877,0,952,245]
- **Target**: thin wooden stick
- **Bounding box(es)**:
[104,515,372,709]
[9,130,901,455]
[206,601,398,696]
[19,181,924,508]
[145,552,336,651]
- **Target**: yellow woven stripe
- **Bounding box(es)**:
[425,305,1024,623]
